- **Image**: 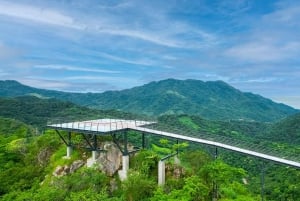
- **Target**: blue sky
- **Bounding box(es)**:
[0,0,300,108]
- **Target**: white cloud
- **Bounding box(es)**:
[18,78,70,89]
[0,1,83,29]
[226,41,300,62]
[264,4,300,26]
[20,75,143,92]
[224,2,300,63]
[97,52,155,66]
[34,64,121,74]
[0,1,176,48]
[0,1,218,49]
[97,28,181,48]
[230,77,280,83]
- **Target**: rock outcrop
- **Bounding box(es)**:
[93,142,123,176]
[53,160,84,177]
[53,141,129,177]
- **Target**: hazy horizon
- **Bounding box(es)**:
[2,78,299,109]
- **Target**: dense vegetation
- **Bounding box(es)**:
[153,114,300,163]
[264,113,300,145]
[0,79,298,122]
[0,118,260,200]
[0,83,299,200]
[1,115,299,200]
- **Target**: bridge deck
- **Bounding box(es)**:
[47,119,155,133]
[48,119,300,169]
[131,126,300,168]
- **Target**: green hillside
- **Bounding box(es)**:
[0,80,88,103]
[0,116,260,200]
[264,113,300,144]
[94,79,297,121]
[0,115,299,200]
[0,96,299,200]
[0,96,142,129]
[0,79,298,122]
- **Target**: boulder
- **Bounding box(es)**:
[53,165,65,177]
[97,142,123,176]
[70,160,85,173]
[53,160,85,177]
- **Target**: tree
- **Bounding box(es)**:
[122,171,156,201]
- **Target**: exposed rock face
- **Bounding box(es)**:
[96,142,123,176]
[53,160,84,177]
[70,160,85,173]
[38,148,52,166]
[53,141,127,177]
[166,164,185,179]
[53,165,68,177]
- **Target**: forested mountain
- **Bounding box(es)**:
[0,96,141,128]
[0,79,298,122]
[264,113,300,144]
[0,95,299,200]
[92,79,298,122]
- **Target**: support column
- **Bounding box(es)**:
[213,146,218,200]
[123,132,128,155]
[87,150,99,167]
[92,150,98,161]
[142,133,145,149]
[215,146,218,159]
[87,134,99,167]
[119,155,129,181]
[158,160,165,185]
[66,146,72,158]
[66,132,72,158]
[122,155,129,173]
[261,162,265,201]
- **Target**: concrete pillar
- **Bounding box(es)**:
[118,155,129,181]
[158,160,165,185]
[92,150,98,161]
[87,150,99,167]
[66,146,72,158]
[122,155,129,172]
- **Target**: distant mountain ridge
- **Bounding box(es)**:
[0,79,298,122]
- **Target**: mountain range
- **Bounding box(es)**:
[0,80,300,200]
[0,79,298,122]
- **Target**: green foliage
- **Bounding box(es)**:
[181,151,212,174]
[178,116,200,130]
[131,149,159,177]
[220,182,259,201]
[122,171,156,201]
[1,79,297,122]
[53,167,109,192]
[0,81,300,201]
[200,160,246,186]
[66,188,119,201]
[0,96,145,129]
[264,113,300,144]
[151,139,188,158]
[180,176,210,201]
[152,143,172,155]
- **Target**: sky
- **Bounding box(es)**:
[0,0,299,108]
